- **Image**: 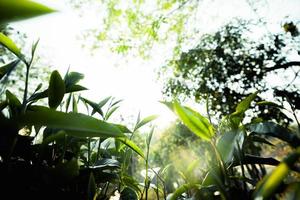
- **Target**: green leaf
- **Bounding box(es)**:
[217,130,245,164]
[31,39,39,58]
[233,91,258,115]
[112,123,132,133]
[172,100,214,141]
[0,0,56,24]
[97,96,112,108]
[248,122,300,148]
[134,115,158,131]
[170,183,199,200]
[0,33,23,59]
[18,106,124,138]
[80,97,104,116]
[146,126,154,147]
[230,91,258,127]
[253,147,300,199]
[6,90,21,106]
[117,137,144,158]
[28,84,87,102]
[0,60,20,80]
[42,130,66,145]
[64,71,84,88]
[257,101,285,109]
[48,70,65,109]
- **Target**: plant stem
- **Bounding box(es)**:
[22,64,30,110]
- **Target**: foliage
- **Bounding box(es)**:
[69,0,200,57]
[162,19,300,125]
[0,2,153,199]
[162,93,300,199]
[1,1,300,200]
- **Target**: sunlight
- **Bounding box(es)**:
[1,0,299,199]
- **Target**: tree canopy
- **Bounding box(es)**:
[162,19,300,124]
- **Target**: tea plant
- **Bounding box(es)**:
[163,93,300,199]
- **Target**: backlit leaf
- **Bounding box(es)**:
[117,137,144,158]
[134,115,158,131]
[0,0,56,24]
[0,33,22,59]
[173,100,214,141]
[48,70,65,109]
[18,106,124,138]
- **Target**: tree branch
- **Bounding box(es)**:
[265,61,300,72]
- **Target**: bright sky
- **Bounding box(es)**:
[10,0,300,128]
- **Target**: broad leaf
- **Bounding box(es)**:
[248,122,300,148]
[112,123,132,133]
[48,70,65,109]
[0,0,56,24]
[170,100,214,141]
[217,129,245,164]
[17,106,124,138]
[117,137,144,158]
[28,84,87,102]
[42,130,66,145]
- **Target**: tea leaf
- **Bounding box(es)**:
[173,100,214,141]
[217,129,245,164]
[0,33,22,59]
[134,115,158,131]
[117,137,144,158]
[48,70,65,109]
[18,106,124,138]
[0,60,20,80]
[248,122,300,148]
[0,0,56,24]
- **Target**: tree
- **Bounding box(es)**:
[162,19,300,125]
[69,0,200,58]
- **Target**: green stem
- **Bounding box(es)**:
[22,64,30,110]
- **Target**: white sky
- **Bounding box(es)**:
[10,0,300,128]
